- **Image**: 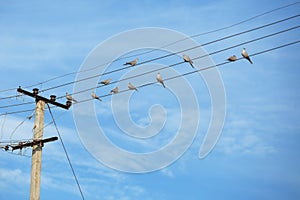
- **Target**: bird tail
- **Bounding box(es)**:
[162,82,166,88]
[244,55,253,64]
[249,58,253,64]
[190,62,195,68]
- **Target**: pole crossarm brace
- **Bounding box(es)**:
[11,137,58,151]
[17,86,72,110]
[11,136,58,151]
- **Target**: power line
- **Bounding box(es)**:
[0,146,32,157]
[0,101,35,109]
[0,94,23,101]
[0,2,298,95]
[120,1,300,61]
[9,111,35,142]
[0,40,298,116]
[62,40,300,104]
[56,25,300,99]
[46,104,85,200]
[0,109,35,116]
[1,109,66,143]
[132,15,300,65]
[188,2,300,39]
[0,138,34,144]
[0,103,58,116]
[26,2,300,87]
[34,109,69,141]
[38,14,300,94]
[0,24,298,111]
[164,41,300,82]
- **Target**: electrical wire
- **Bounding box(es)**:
[38,14,300,94]
[0,13,298,105]
[34,109,69,140]
[0,138,33,144]
[1,148,32,157]
[9,110,35,142]
[166,2,300,45]
[0,40,298,115]
[1,109,67,150]
[130,15,300,65]
[0,1,298,95]
[118,1,300,61]
[22,2,300,89]
[64,40,300,104]
[0,109,35,117]
[46,104,85,200]
[0,101,35,109]
[0,138,33,157]
[55,25,300,99]
[0,94,23,101]
[0,25,298,112]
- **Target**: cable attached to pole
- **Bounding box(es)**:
[46,103,85,200]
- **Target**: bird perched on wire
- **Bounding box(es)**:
[110,86,119,94]
[156,73,166,88]
[66,92,78,103]
[91,92,102,101]
[99,78,112,85]
[227,55,237,62]
[128,82,138,91]
[183,54,195,68]
[123,58,138,66]
[241,48,253,64]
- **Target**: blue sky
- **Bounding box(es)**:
[0,0,300,199]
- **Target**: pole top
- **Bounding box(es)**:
[50,95,56,102]
[17,87,71,110]
[33,88,39,95]
[66,101,72,108]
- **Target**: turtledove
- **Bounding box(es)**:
[91,92,102,101]
[241,48,253,64]
[66,92,78,103]
[156,73,166,88]
[123,58,138,66]
[183,54,195,68]
[110,86,119,94]
[128,82,138,91]
[99,78,112,85]
[227,55,237,62]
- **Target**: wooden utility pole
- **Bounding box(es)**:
[30,99,45,200]
[17,87,71,200]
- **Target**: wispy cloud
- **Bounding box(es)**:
[218,133,276,155]
[0,167,30,197]
[160,168,175,178]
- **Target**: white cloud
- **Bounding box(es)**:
[160,168,175,178]
[0,167,30,195]
[215,106,278,156]
[218,133,276,155]
[0,168,29,185]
